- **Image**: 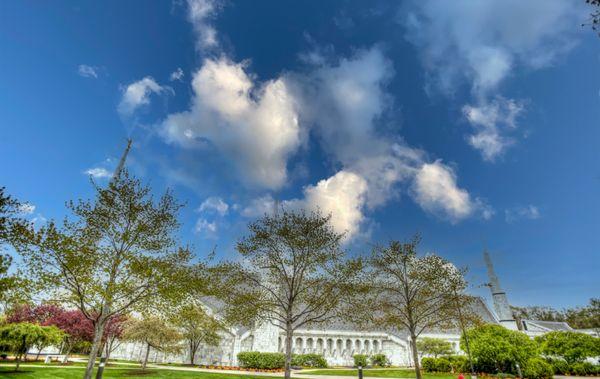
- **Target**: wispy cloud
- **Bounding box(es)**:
[77,64,99,78]
[198,196,229,216]
[84,167,112,179]
[505,205,541,223]
[170,67,184,81]
[404,0,584,160]
[118,77,166,117]
[18,203,35,215]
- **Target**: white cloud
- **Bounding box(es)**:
[161,58,302,189]
[194,218,218,237]
[187,0,222,49]
[198,196,229,216]
[462,97,524,161]
[78,64,98,78]
[505,205,540,223]
[404,0,584,158]
[18,203,35,215]
[412,161,490,222]
[118,77,165,116]
[170,68,184,81]
[84,167,112,179]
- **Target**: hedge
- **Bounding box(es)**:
[422,356,458,373]
[237,352,285,369]
[353,354,369,368]
[292,353,328,368]
[370,353,389,367]
[523,357,554,379]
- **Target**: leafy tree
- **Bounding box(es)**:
[535,331,600,364]
[363,236,471,379]
[45,308,95,360]
[565,298,600,330]
[416,337,453,358]
[32,325,65,360]
[0,187,29,306]
[170,303,222,365]
[0,322,63,371]
[123,316,183,370]
[462,324,538,374]
[102,314,127,361]
[12,170,193,379]
[586,0,600,36]
[215,210,363,379]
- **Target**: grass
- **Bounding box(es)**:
[298,368,456,379]
[0,365,270,378]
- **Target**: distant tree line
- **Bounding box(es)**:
[511,298,600,330]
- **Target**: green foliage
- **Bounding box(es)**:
[447,355,469,373]
[522,357,554,379]
[546,358,569,375]
[536,331,600,364]
[417,338,453,358]
[292,353,328,368]
[462,324,538,374]
[421,357,453,373]
[0,322,63,370]
[123,316,183,355]
[170,303,223,365]
[569,362,597,376]
[370,353,389,367]
[353,354,369,368]
[237,351,286,369]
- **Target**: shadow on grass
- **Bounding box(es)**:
[0,370,36,375]
[123,369,160,376]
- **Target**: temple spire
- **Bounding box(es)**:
[113,139,132,180]
[484,250,518,330]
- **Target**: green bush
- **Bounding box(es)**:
[523,357,554,379]
[549,359,569,375]
[370,353,388,367]
[421,357,437,372]
[291,353,328,368]
[447,355,469,373]
[463,324,538,374]
[570,362,596,376]
[353,354,369,368]
[421,357,453,373]
[496,374,515,379]
[237,351,286,369]
[535,331,600,364]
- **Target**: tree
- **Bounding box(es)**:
[123,316,183,370]
[170,303,222,365]
[33,325,65,360]
[0,322,63,371]
[565,298,600,330]
[363,236,470,379]
[585,0,600,36]
[462,324,538,374]
[45,308,95,360]
[102,314,127,362]
[215,210,363,379]
[416,337,453,358]
[0,187,29,306]
[12,170,193,379]
[535,331,600,364]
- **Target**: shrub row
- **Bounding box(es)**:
[237,352,285,369]
[292,353,328,368]
[546,358,600,376]
[352,354,390,367]
[422,356,468,373]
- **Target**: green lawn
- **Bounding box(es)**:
[299,368,455,379]
[0,366,267,379]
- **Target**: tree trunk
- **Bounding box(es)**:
[142,344,151,370]
[284,325,293,379]
[189,341,197,365]
[83,320,107,379]
[15,354,21,371]
[410,334,422,379]
[36,347,42,361]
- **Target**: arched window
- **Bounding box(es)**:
[316,338,324,352]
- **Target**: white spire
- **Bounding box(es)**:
[484,250,518,330]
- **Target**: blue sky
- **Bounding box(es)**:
[1,1,598,308]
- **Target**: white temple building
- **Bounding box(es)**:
[111,253,587,367]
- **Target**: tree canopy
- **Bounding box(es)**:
[535,331,600,364]
[214,210,363,379]
[417,337,453,358]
